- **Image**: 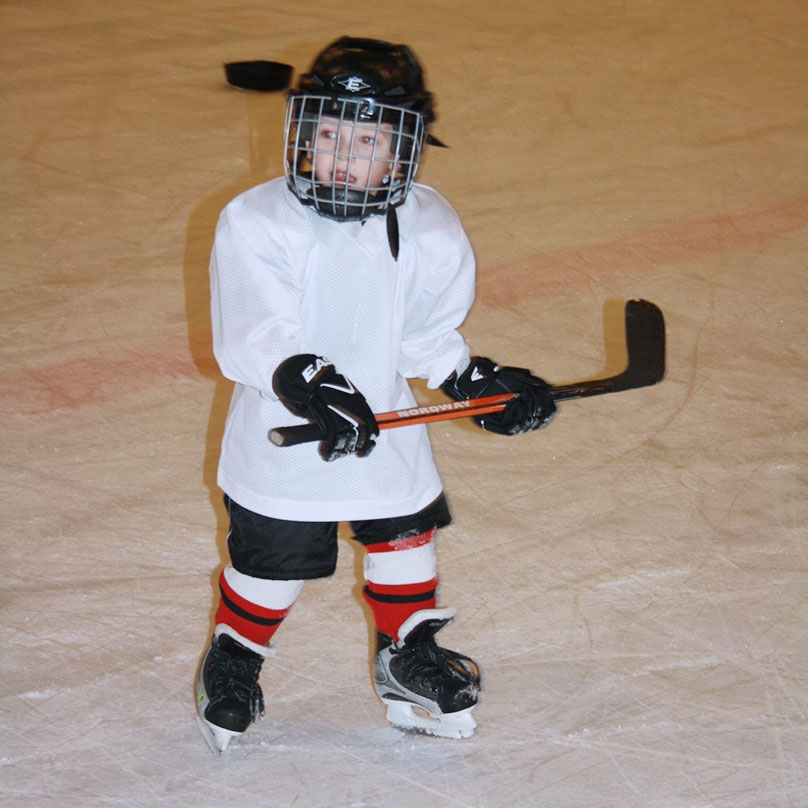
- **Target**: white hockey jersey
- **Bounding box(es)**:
[211,178,475,521]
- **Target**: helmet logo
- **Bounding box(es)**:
[336,75,372,93]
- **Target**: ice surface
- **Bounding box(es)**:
[2,2,806,807]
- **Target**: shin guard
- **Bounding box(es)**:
[362,529,439,640]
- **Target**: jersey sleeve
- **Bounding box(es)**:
[397,193,476,388]
[209,195,304,399]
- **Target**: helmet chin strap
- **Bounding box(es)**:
[386,205,400,261]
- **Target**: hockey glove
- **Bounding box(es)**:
[273,354,379,461]
[441,356,556,435]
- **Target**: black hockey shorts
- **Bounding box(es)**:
[223,493,452,580]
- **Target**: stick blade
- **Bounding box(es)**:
[621,299,666,389]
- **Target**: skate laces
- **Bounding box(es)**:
[208,644,265,720]
[392,639,480,693]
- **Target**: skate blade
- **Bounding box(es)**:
[383,701,477,739]
[195,714,240,754]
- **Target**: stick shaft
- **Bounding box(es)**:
[376,393,514,424]
[268,394,514,447]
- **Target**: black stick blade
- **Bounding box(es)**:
[622,299,666,387]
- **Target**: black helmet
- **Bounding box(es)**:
[295,36,435,123]
[284,37,435,225]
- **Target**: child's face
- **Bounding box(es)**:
[311,117,396,191]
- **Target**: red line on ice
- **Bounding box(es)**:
[2,197,805,416]
[476,197,808,306]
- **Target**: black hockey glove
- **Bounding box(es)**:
[441,356,556,435]
[273,354,379,461]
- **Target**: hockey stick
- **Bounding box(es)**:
[269,299,665,447]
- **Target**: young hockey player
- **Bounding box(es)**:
[196,36,556,751]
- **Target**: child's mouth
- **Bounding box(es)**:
[333,171,356,186]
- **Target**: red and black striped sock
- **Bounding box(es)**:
[362,576,439,641]
[214,571,291,647]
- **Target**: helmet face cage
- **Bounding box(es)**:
[284,93,427,221]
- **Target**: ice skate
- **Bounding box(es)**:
[195,627,268,753]
[373,608,481,739]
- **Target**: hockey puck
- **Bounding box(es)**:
[224,61,293,92]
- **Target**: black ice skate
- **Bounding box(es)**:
[373,608,480,739]
[195,627,270,753]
